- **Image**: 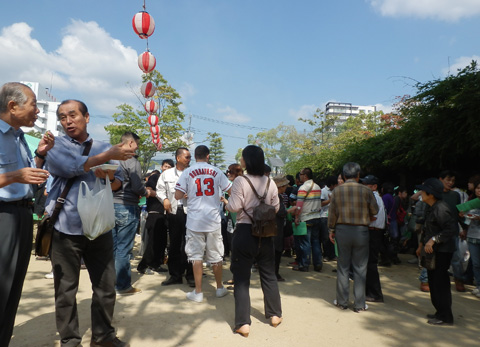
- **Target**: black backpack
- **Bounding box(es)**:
[242,176,277,238]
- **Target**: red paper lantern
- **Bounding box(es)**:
[152,137,161,144]
[140,81,156,98]
[150,125,160,136]
[132,11,155,39]
[156,141,163,151]
[138,51,156,73]
[148,114,159,126]
[145,100,159,114]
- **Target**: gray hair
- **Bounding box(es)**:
[0,82,29,114]
[343,162,361,179]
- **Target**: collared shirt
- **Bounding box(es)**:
[328,179,379,229]
[156,166,185,214]
[0,119,34,201]
[297,179,322,222]
[45,135,123,236]
[370,190,386,229]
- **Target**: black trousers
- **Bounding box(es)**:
[366,228,384,300]
[230,224,282,328]
[167,208,193,281]
[52,230,117,346]
[427,251,454,323]
[0,204,33,347]
[138,212,167,270]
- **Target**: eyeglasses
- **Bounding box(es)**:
[226,170,231,174]
[299,173,305,176]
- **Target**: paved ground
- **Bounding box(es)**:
[10,240,480,347]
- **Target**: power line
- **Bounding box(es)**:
[190,113,268,131]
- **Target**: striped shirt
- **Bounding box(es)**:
[328,179,379,229]
[297,179,322,222]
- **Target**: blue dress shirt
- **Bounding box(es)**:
[0,119,34,201]
[45,134,122,236]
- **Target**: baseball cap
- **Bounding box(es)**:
[360,175,378,185]
[415,178,444,200]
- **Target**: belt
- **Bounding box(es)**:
[0,199,34,207]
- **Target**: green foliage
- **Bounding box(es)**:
[207,132,226,169]
[104,70,185,175]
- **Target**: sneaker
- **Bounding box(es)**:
[407,257,418,264]
[186,290,203,302]
[44,271,54,279]
[91,336,130,346]
[354,304,369,313]
[117,287,142,296]
[471,288,480,295]
[216,286,228,298]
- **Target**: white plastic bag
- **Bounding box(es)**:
[77,177,115,240]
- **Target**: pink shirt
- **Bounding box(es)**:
[226,174,280,224]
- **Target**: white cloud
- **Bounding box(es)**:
[368,0,480,21]
[441,55,480,75]
[0,21,141,115]
[374,103,393,113]
[216,106,251,123]
[288,104,319,120]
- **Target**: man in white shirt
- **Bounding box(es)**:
[361,175,385,303]
[156,147,194,286]
[175,145,232,302]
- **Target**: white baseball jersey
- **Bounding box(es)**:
[175,162,232,232]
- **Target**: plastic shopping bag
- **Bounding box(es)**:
[77,177,115,240]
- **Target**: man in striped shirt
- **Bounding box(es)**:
[294,168,323,272]
[328,162,378,312]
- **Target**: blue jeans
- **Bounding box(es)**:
[419,267,428,283]
[467,238,480,290]
[112,204,139,291]
[297,218,322,268]
[450,235,466,281]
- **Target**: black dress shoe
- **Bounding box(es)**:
[427,318,453,326]
[137,266,147,274]
[161,277,182,286]
[152,265,168,273]
[292,266,309,272]
[365,296,384,303]
[276,275,286,282]
[314,265,322,272]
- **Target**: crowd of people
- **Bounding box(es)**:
[1,82,479,347]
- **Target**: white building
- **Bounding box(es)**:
[325,102,376,134]
[20,81,64,136]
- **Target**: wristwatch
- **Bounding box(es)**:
[432,235,438,243]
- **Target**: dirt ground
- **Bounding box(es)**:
[10,238,480,347]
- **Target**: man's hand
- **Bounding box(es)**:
[94,168,115,181]
[36,131,55,155]
[416,243,423,257]
[107,143,135,161]
[164,198,172,213]
[424,238,435,254]
[7,168,49,186]
[329,231,335,244]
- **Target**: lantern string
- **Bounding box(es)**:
[143,0,146,11]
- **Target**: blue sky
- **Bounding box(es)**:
[1,0,479,164]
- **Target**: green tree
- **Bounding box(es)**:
[207,132,226,169]
[105,70,185,175]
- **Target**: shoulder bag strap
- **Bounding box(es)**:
[49,140,93,223]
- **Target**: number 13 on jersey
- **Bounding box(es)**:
[195,177,215,196]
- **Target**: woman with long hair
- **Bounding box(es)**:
[224,145,282,337]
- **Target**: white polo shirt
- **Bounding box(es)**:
[175,162,232,232]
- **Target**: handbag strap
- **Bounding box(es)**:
[241,175,271,223]
[49,140,93,223]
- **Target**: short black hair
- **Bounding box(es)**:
[121,131,140,143]
[175,147,189,161]
[439,170,456,179]
[326,175,337,187]
[264,164,271,174]
[301,168,313,179]
[56,99,88,118]
[381,182,395,195]
[242,145,265,176]
[286,175,295,186]
[195,145,210,160]
[162,159,174,167]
